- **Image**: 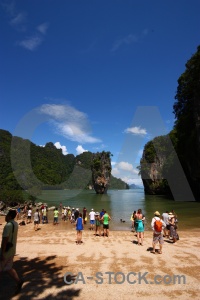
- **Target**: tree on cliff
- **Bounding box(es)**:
[139,46,200,200]
[0,130,128,202]
[173,45,200,198]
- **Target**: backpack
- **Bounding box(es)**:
[154,218,162,232]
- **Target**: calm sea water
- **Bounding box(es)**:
[36,189,200,231]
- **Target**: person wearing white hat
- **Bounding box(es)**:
[89,209,95,230]
[151,211,166,254]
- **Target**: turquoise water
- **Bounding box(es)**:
[36,189,200,231]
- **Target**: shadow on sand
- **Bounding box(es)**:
[0,255,81,299]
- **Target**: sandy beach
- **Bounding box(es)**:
[0,215,200,300]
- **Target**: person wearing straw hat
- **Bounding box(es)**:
[151,211,166,254]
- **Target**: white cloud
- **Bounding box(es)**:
[2,1,49,50]
[117,161,134,172]
[38,104,101,144]
[10,12,26,26]
[54,142,68,155]
[112,161,139,183]
[76,145,88,155]
[111,160,141,185]
[116,161,138,174]
[111,167,142,186]
[111,29,150,52]
[17,35,43,51]
[111,167,120,176]
[17,22,49,50]
[124,126,147,136]
[111,34,138,52]
[37,22,49,34]
[2,2,27,31]
[121,177,143,186]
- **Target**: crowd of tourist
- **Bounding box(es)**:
[13,204,112,244]
[130,208,179,254]
[0,204,180,295]
[7,203,179,254]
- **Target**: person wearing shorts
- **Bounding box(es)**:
[0,210,24,295]
[53,208,59,225]
[101,211,111,237]
[89,208,95,230]
[33,209,40,231]
[76,213,84,244]
[151,211,166,254]
[95,213,101,236]
[27,208,32,224]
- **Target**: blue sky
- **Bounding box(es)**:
[1,0,200,186]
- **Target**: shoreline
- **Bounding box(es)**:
[1,215,200,232]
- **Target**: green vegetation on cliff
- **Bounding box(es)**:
[173,45,200,199]
[0,129,128,202]
[140,45,200,200]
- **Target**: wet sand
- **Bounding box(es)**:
[0,216,200,299]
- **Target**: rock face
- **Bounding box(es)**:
[141,160,167,195]
[91,151,112,194]
[139,136,172,196]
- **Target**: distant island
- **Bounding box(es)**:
[129,184,143,189]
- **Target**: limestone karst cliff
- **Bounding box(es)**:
[91,151,112,194]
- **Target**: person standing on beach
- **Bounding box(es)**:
[22,205,27,220]
[74,208,79,221]
[99,209,105,233]
[89,208,95,230]
[83,207,87,224]
[130,211,137,232]
[134,209,145,245]
[67,208,71,221]
[100,211,111,237]
[95,212,101,236]
[168,212,179,243]
[42,206,48,224]
[53,208,59,225]
[63,207,67,221]
[16,205,21,220]
[71,208,75,223]
[162,211,169,237]
[151,211,166,254]
[61,207,65,221]
[100,209,105,219]
[27,208,32,224]
[33,209,40,231]
[76,213,84,244]
[0,210,24,295]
